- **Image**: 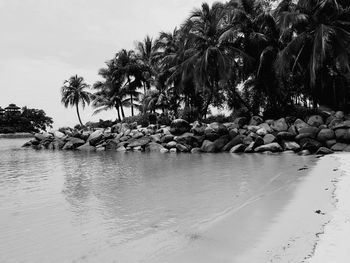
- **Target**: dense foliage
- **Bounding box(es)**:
[0,107,53,133]
[64,0,350,124]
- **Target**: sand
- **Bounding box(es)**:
[307,153,350,263]
[153,154,342,263]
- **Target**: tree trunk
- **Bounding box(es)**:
[130,94,134,116]
[76,103,83,126]
[116,105,121,122]
[120,105,125,119]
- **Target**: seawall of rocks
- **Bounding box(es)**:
[22,112,350,155]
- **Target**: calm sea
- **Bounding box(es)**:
[0,138,314,263]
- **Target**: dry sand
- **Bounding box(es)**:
[153,153,342,263]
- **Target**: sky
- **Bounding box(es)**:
[0,0,217,128]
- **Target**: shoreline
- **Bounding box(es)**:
[0,133,33,139]
[307,153,350,262]
[151,154,341,263]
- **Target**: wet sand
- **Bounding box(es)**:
[307,153,350,263]
[154,154,340,263]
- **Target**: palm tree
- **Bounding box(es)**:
[61,75,91,126]
[275,0,350,109]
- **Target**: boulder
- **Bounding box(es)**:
[234,117,247,128]
[244,142,255,153]
[34,132,52,141]
[298,150,311,156]
[204,127,220,141]
[229,144,246,153]
[283,141,301,151]
[249,116,263,126]
[276,132,295,141]
[258,123,273,133]
[150,134,161,143]
[298,127,319,136]
[191,148,202,154]
[307,115,324,127]
[145,142,167,152]
[263,134,276,145]
[52,139,65,150]
[87,130,104,146]
[62,141,74,150]
[331,143,348,151]
[335,128,350,143]
[54,131,65,139]
[161,134,174,143]
[255,143,283,153]
[243,136,254,146]
[299,138,322,153]
[325,139,337,148]
[228,128,239,139]
[170,119,191,135]
[128,137,151,147]
[105,139,119,151]
[201,140,216,153]
[66,137,85,148]
[208,122,228,135]
[294,119,310,132]
[191,121,207,136]
[169,148,178,153]
[252,137,264,149]
[176,143,191,153]
[288,125,298,135]
[271,118,288,132]
[247,125,260,133]
[316,147,334,155]
[77,143,96,151]
[333,121,350,130]
[116,146,127,152]
[222,135,244,151]
[165,141,177,149]
[174,133,196,146]
[335,111,345,119]
[328,118,344,129]
[317,129,335,142]
[256,128,268,136]
[212,135,231,152]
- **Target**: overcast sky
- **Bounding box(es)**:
[0,0,217,128]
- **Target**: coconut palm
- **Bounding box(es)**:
[61,75,91,126]
[275,0,350,109]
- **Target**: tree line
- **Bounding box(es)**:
[61,0,350,126]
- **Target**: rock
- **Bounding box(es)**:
[222,135,244,151]
[259,123,273,133]
[116,146,127,152]
[169,148,177,153]
[201,140,216,153]
[132,131,144,139]
[298,150,311,156]
[234,117,247,128]
[166,141,177,149]
[229,128,239,139]
[224,122,239,130]
[208,122,228,135]
[174,133,196,146]
[111,123,121,133]
[252,137,264,149]
[335,111,345,119]
[265,119,274,125]
[52,139,65,150]
[128,137,151,147]
[191,121,207,136]
[325,139,337,148]
[77,143,96,151]
[335,128,350,143]
[150,134,161,143]
[256,128,268,136]
[316,147,334,155]
[229,144,246,153]
[105,139,119,150]
[247,125,260,133]
[299,138,322,153]
[307,115,324,127]
[333,121,350,130]
[145,142,166,152]
[54,131,65,139]
[298,127,320,136]
[170,119,191,135]
[160,148,169,153]
[34,132,52,141]
[263,134,276,145]
[317,129,335,142]
[244,142,255,153]
[295,133,315,141]
[283,141,301,151]
[288,125,298,135]
[331,143,348,151]
[161,134,174,143]
[249,116,263,126]
[87,130,104,146]
[62,141,74,150]
[243,136,254,146]
[328,118,344,129]
[276,132,295,141]
[191,148,202,154]
[133,146,142,151]
[294,119,310,132]
[176,143,191,152]
[212,135,231,152]
[204,127,220,141]
[22,141,33,147]
[255,143,283,153]
[66,137,85,148]
[271,118,288,132]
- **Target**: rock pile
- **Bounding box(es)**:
[23,111,350,155]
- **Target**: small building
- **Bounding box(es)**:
[5,104,21,116]
[0,107,4,117]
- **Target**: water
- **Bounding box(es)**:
[0,138,315,263]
